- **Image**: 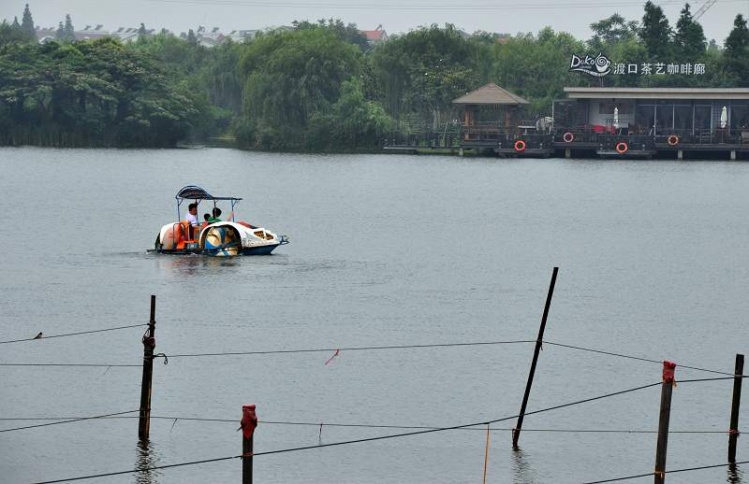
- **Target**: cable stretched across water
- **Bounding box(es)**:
[31,381,661,483]
[0,323,147,345]
[0,410,139,433]
[160,339,536,358]
[1,414,731,435]
[0,340,533,367]
[583,459,749,483]
[543,340,736,376]
[5,341,744,377]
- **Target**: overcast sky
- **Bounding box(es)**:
[1,0,747,44]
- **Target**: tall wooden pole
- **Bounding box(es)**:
[654,361,676,484]
[512,267,559,450]
[241,404,258,484]
[728,354,744,463]
[138,295,156,441]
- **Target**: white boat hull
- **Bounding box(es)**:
[154,221,287,256]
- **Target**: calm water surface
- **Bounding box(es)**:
[0,147,747,483]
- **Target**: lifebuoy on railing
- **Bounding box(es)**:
[514,140,526,152]
[667,134,679,146]
[563,131,574,143]
[615,142,628,154]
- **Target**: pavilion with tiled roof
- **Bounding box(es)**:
[452,83,529,132]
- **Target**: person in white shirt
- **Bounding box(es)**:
[186,203,199,227]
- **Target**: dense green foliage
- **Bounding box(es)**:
[723,14,749,86]
[640,1,673,60]
[236,27,373,151]
[1,3,748,150]
[0,37,200,146]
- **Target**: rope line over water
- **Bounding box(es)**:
[161,339,536,358]
[543,340,736,375]
[583,459,749,483]
[0,324,147,345]
[0,410,139,433]
[32,455,239,484]
[1,340,534,368]
[676,375,747,383]
[31,382,661,482]
[1,415,730,434]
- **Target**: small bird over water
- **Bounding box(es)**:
[33,332,43,339]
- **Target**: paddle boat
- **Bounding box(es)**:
[151,185,289,256]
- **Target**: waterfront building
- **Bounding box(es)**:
[552,87,749,160]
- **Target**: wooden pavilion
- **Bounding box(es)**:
[453,83,529,127]
[452,83,550,156]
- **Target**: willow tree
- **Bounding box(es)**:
[368,24,482,130]
[237,26,370,150]
[490,28,586,113]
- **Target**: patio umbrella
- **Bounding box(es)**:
[720,106,728,129]
[613,107,619,129]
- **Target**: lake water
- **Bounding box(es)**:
[0,147,747,483]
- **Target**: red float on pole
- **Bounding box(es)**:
[241,404,258,484]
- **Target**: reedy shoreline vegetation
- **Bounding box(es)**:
[1,3,749,151]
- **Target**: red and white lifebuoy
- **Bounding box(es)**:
[667,135,679,146]
[563,131,574,143]
[615,142,628,154]
[514,140,526,152]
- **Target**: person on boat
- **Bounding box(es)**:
[186,203,199,227]
[207,207,223,223]
[184,203,200,240]
[201,213,211,230]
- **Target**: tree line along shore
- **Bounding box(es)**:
[2,2,749,151]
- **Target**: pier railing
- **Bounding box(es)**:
[383,124,749,153]
[553,126,749,146]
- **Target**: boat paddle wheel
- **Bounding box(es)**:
[203,225,240,256]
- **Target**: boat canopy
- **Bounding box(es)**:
[175,185,243,221]
[176,185,242,202]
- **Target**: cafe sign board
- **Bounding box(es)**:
[570,53,706,77]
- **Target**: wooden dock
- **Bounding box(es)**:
[383,128,749,160]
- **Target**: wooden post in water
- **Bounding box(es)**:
[512,267,559,451]
[728,354,744,463]
[241,404,258,484]
[654,361,676,484]
[138,295,156,441]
